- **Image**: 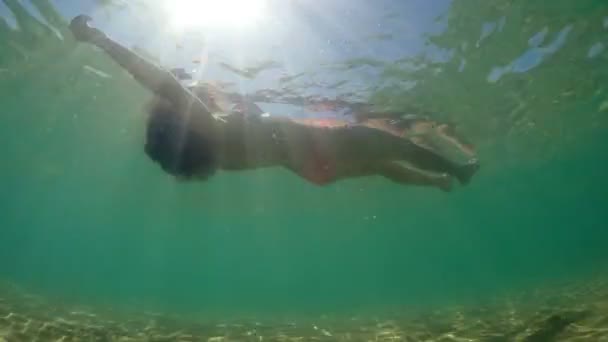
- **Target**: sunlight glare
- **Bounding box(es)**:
[165,0,268,31]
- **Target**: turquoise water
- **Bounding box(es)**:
[1,0,608,323]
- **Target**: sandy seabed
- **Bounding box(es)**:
[1,276,608,342]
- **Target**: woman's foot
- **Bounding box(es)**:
[454,158,480,185]
[436,173,454,193]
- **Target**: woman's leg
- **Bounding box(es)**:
[378,161,453,192]
[399,140,479,185]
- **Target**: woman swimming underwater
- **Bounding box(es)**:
[69,15,479,192]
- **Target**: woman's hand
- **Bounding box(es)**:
[69,15,106,43]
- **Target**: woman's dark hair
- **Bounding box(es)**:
[144,99,218,180]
